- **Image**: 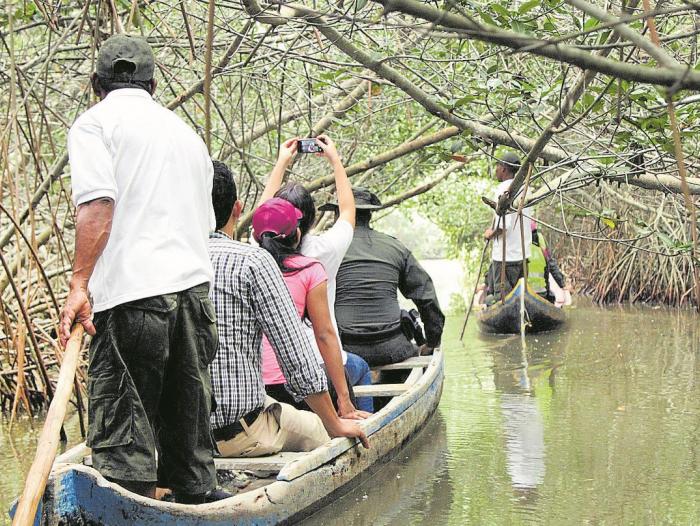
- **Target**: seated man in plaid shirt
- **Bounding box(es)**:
[208,161,369,458]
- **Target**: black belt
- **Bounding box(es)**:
[340,324,404,345]
[213,406,263,442]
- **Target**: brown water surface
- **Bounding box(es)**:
[306,300,700,525]
[0,410,82,524]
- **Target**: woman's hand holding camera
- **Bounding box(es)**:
[277,137,299,167]
[315,134,341,165]
[276,135,341,166]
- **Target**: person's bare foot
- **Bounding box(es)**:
[155,487,172,501]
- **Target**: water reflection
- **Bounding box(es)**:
[490,340,553,506]
[501,392,544,501]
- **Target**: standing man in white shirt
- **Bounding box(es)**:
[59,35,225,504]
[483,152,533,299]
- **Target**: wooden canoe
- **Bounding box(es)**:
[10,351,444,525]
[475,279,566,334]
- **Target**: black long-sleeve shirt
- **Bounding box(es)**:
[334,225,445,348]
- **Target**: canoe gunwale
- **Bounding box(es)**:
[278,348,441,482]
[33,350,445,525]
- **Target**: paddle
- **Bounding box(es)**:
[459,238,490,341]
[12,325,85,526]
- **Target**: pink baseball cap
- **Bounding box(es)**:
[252,198,303,241]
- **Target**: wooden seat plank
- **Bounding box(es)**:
[353,384,408,397]
[372,356,432,371]
[215,452,306,472]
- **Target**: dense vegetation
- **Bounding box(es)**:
[1,0,699,417]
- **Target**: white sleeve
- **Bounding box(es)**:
[68,113,117,206]
[494,183,516,230]
[492,186,504,228]
[314,219,353,273]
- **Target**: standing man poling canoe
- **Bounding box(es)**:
[483,152,533,300]
[59,35,226,504]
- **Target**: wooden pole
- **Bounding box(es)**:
[499,214,507,304]
[516,164,534,285]
[516,165,534,336]
[12,325,85,526]
[459,239,490,341]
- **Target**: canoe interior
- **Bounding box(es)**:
[476,279,566,334]
[10,351,444,526]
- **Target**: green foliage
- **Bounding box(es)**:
[411,170,495,260]
[518,0,540,15]
[374,210,448,260]
[446,292,467,315]
[1,1,37,25]
[2,0,699,317]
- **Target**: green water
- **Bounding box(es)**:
[306,302,700,525]
[2,300,699,525]
[0,409,83,523]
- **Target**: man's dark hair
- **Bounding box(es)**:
[275,182,316,237]
[212,160,238,230]
[96,61,152,93]
[356,209,372,226]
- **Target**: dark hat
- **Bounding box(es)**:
[97,34,155,81]
[497,151,521,172]
[319,187,383,212]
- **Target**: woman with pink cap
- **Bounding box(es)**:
[253,197,370,420]
[256,134,374,415]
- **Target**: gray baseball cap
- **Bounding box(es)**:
[498,151,521,172]
[96,34,154,81]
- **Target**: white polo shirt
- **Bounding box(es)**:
[491,179,532,262]
[68,88,214,312]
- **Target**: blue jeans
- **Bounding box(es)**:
[345,352,374,412]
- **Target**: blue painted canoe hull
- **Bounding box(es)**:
[11,352,444,525]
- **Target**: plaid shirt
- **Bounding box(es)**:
[208,231,327,429]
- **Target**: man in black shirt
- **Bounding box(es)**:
[328,188,445,366]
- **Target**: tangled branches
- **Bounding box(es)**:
[2,0,700,418]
